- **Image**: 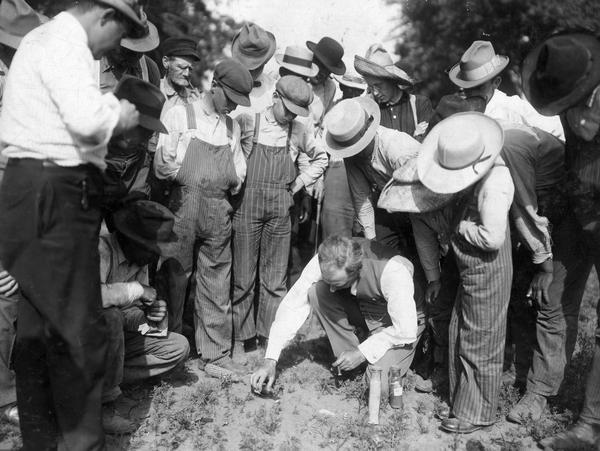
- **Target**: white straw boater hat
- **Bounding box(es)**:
[417,112,504,194]
[323,97,381,158]
[275,45,319,78]
[448,41,509,89]
[378,156,456,213]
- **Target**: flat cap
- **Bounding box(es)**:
[161,37,200,61]
[276,75,313,117]
[213,58,253,107]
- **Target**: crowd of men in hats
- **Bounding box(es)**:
[1,0,600,449]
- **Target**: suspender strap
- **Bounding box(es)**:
[286,121,293,153]
[225,115,233,142]
[184,103,196,130]
[251,112,261,153]
[139,56,149,82]
[409,94,418,130]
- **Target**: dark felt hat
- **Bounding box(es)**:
[161,37,201,62]
[306,37,346,76]
[114,76,168,134]
[231,23,276,70]
[522,32,600,116]
[101,0,148,39]
[112,200,176,256]
[213,58,253,107]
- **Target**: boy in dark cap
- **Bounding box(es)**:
[155,58,252,378]
[232,76,328,358]
[160,37,202,111]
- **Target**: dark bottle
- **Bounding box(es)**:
[388,366,404,410]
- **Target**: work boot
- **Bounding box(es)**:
[102,404,135,434]
[507,392,547,424]
[539,421,600,450]
[204,357,247,381]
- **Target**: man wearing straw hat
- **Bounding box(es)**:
[411,112,514,433]
[520,31,600,449]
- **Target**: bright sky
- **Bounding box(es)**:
[206,0,401,71]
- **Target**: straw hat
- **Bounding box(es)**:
[354,44,413,86]
[0,0,47,49]
[448,41,509,89]
[377,157,456,213]
[275,46,319,78]
[323,97,380,158]
[417,112,504,194]
[333,72,367,90]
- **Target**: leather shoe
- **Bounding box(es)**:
[441,417,482,434]
[507,392,546,424]
[1,404,18,426]
[539,421,600,450]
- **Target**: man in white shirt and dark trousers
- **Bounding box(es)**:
[0,1,145,449]
[251,235,424,400]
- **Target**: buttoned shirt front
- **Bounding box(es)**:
[154,92,246,194]
[265,253,417,364]
[0,12,121,170]
[345,126,421,239]
[237,106,328,189]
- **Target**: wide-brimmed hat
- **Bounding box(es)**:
[333,71,367,91]
[448,41,509,89]
[306,37,346,76]
[121,10,159,53]
[161,37,201,61]
[213,58,253,107]
[417,112,504,194]
[112,200,176,256]
[323,96,380,158]
[231,23,276,70]
[275,46,319,78]
[114,76,167,134]
[276,76,314,117]
[100,0,148,39]
[522,33,600,116]
[378,157,456,213]
[0,0,47,49]
[354,44,414,86]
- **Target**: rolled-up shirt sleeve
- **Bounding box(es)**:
[345,160,376,239]
[295,123,328,189]
[358,257,418,363]
[154,106,185,181]
[264,255,322,361]
[230,120,247,195]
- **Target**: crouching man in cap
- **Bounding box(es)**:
[232,76,328,357]
[251,235,424,400]
[100,200,189,433]
[155,58,252,378]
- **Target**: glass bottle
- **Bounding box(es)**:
[388,366,404,410]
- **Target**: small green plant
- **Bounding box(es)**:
[254,404,283,435]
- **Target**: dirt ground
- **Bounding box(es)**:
[0,273,598,450]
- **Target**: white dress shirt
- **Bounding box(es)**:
[265,254,418,364]
[0,12,121,170]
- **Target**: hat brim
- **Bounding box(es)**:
[417,112,504,194]
[121,20,159,53]
[307,41,346,75]
[231,32,276,70]
[275,54,319,78]
[281,96,309,117]
[0,29,21,49]
[101,0,147,37]
[139,114,168,134]
[448,56,509,89]
[222,84,251,107]
[323,97,381,158]
[522,33,600,116]
[377,178,456,213]
[332,74,367,90]
[354,55,413,85]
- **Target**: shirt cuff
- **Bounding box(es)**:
[126,282,144,305]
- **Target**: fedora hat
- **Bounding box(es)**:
[275,46,319,78]
[121,10,159,53]
[112,200,176,256]
[306,37,346,76]
[377,157,456,213]
[231,23,276,70]
[276,76,314,117]
[0,0,47,49]
[100,0,147,39]
[522,33,600,116]
[448,41,509,89]
[333,71,367,91]
[114,76,167,134]
[323,96,380,158]
[417,112,504,194]
[354,44,414,86]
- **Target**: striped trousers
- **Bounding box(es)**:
[449,228,513,425]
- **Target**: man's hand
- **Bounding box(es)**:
[0,271,18,297]
[250,359,277,392]
[140,285,157,307]
[332,348,366,372]
[425,279,442,305]
[312,179,325,203]
[145,300,167,323]
[288,178,305,196]
[298,193,312,224]
[114,99,140,135]
[527,260,553,305]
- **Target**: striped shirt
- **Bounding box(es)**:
[0,12,121,170]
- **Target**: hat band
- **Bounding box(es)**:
[333,112,375,147]
[438,148,491,175]
[460,55,504,81]
[282,54,313,68]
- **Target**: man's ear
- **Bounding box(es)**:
[492,76,502,89]
[162,56,170,70]
[99,7,116,26]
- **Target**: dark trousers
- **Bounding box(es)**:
[0,159,107,451]
[321,160,355,239]
[0,292,18,408]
